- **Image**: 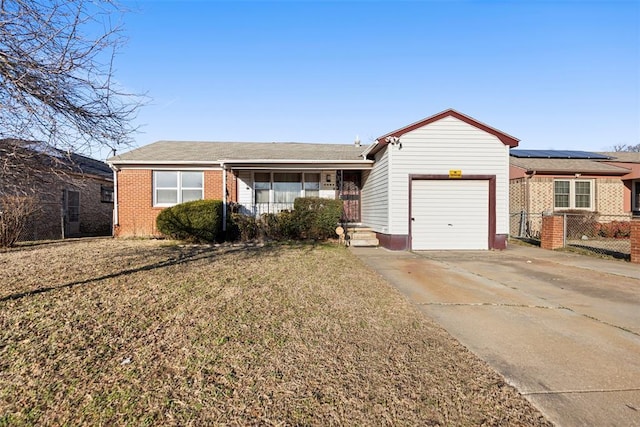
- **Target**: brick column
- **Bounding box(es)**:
[541,215,564,250]
[631,219,640,264]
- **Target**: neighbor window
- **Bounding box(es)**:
[101,185,114,203]
[153,171,203,206]
[553,179,593,210]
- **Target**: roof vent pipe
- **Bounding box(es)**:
[354,135,361,147]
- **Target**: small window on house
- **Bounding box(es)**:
[304,173,320,197]
[153,171,204,206]
[554,179,593,210]
[273,172,301,203]
[554,181,570,208]
[101,185,114,203]
[254,172,270,204]
[634,181,640,212]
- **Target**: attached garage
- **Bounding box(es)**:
[360,109,517,250]
[410,176,496,250]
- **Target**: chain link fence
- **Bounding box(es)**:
[17,203,64,242]
[511,211,632,260]
[510,211,543,243]
[563,213,631,259]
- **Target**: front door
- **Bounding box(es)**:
[338,171,361,223]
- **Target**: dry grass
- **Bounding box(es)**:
[0,239,550,426]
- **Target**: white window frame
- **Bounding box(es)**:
[553,179,594,210]
[153,171,204,207]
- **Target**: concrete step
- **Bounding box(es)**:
[346,228,379,247]
[349,238,379,247]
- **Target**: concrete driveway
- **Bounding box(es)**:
[351,244,640,427]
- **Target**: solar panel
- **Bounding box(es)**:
[510,150,612,159]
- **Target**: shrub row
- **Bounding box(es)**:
[156,197,343,243]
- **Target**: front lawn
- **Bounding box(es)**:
[0,239,549,425]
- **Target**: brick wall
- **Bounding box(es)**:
[595,178,626,215]
[517,177,627,216]
[115,169,234,238]
[631,219,640,264]
[541,215,564,250]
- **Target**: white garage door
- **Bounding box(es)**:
[411,180,489,250]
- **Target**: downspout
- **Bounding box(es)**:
[108,163,119,236]
[222,162,227,232]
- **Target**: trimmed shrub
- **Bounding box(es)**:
[293,197,343,240]
[156,199,223,242]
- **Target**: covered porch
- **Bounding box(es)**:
[232,168,365,224]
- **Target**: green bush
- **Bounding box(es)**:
[293,197,343,240]
[156,199,223,242]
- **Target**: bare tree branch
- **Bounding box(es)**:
[0,0,142,160]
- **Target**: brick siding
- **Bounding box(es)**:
[509,176,627,216]
[541,215,564,250]
[115,169,236,238]
[631,219,640,264]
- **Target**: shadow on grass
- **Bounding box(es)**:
[0,241,330,303]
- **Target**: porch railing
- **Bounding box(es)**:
[237,202,295,217]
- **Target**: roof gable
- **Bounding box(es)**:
[368,109,519,156]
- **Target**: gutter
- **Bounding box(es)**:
[222,163,227,232]
[107,162,119,234]
[108,159,374,166]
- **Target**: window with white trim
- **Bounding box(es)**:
[153,171,204,206]
[553,179,593,210]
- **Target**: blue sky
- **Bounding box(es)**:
[113,0,640,157]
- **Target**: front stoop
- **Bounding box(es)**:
[347,227,379,247]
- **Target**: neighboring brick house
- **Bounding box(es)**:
[598,152,640,215]
[0,140,114,240]
[509,150,638,237]
[108,109,519,250]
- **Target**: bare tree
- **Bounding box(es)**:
[0,0,141,161]
[612,143,640,152]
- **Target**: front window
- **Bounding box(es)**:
[273,172,302,203]
[304,173,320,197]
[254,172,270,203]
[154,171,203,206]
[634,181,640,212]
[554,179,593,210]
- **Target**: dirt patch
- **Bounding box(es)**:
[0,239,550,425]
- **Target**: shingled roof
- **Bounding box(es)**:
[510,157,630,175]
[108,141,369,164]
[598,152,640,163]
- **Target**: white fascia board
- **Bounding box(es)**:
[108,160,223,166]
[360,141,379,158]
[220,159,373,164]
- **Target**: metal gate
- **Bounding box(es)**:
[338,171,361,223]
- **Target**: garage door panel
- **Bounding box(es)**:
[411,180,488,250]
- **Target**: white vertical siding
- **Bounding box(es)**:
[388,116,510,235]
[361,146,389,232]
